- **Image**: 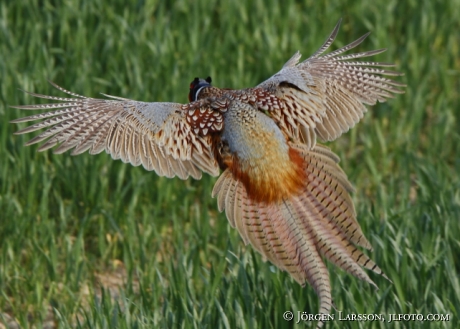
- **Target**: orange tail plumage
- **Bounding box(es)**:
[212,143,388,328]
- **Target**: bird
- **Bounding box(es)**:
[11,19,404,328]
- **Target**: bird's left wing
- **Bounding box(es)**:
[257,19,405,146]
[11,82,222,179]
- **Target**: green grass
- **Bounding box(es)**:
[1,0,459,328]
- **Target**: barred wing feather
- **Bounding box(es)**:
[11,82,219,179]
[258,19,405,145]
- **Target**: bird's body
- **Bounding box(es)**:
[11,20,405,328]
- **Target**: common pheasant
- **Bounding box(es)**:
[11,20,405,328]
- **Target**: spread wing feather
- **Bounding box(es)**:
[11,82,219,179]
[258,19,405,145]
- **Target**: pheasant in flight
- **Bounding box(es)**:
[12,20,404,327]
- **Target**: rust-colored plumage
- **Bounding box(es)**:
[11,19,404,328]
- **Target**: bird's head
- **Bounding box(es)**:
[188,76,212,102]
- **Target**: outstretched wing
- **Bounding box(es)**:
[258,19,405,146]
[11,82,221,179]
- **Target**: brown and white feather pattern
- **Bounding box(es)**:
[12,82,219,179]
[11,20,404,329]
[212,144,387,328]
[258,19,405,145]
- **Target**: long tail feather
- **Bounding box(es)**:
[212,143,386,328]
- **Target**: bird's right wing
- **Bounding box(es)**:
[257,19,405,146]
[11,82,223,179]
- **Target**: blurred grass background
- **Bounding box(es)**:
[1,0,459,328]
